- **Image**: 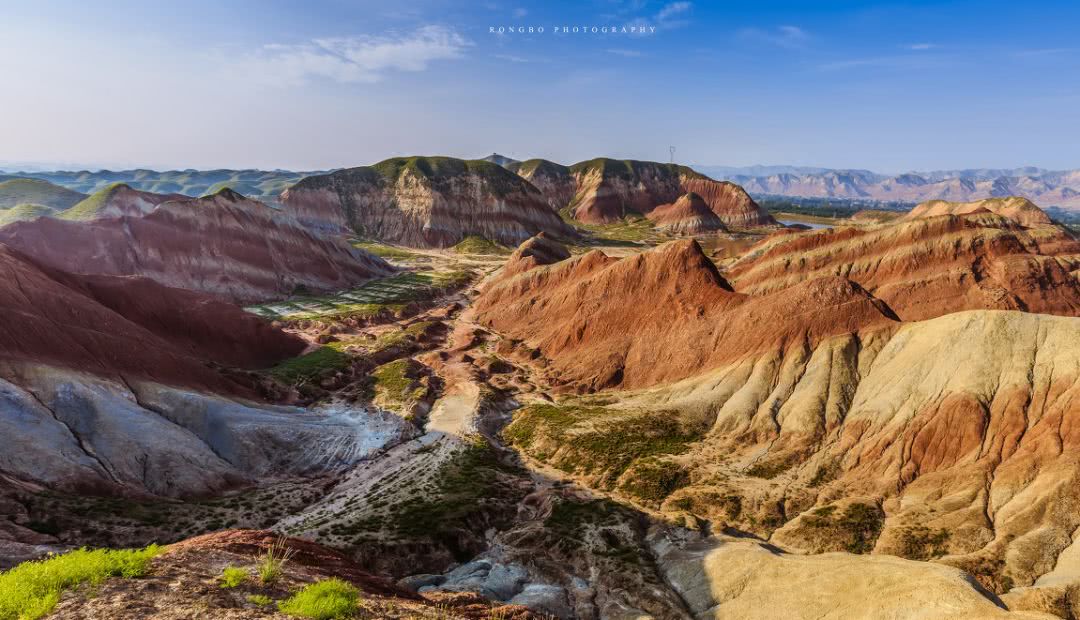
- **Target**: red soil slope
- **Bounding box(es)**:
[646,192,727,235]
[0,188,392,303]
[0,244,303,394]
[477,237,897,390]
[726,210,1080,320]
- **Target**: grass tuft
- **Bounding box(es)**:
[0,544,161,620]
[219,565,248,589]
[258,537,297,585]
[277,578,360,619]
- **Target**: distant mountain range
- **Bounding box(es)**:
[0,168,320,203]
[693,164,1080,215]
[6,159,1080,218]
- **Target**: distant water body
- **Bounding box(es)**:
[778,219,832,230]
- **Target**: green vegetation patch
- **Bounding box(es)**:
[451,235,510,255]
[801,503,884,554]
[367,156,527,197]
[618,458,690,503]
[0,203,55,225]
[568,158,696,182]
[351,241,418,261]
[278,578,360,620]
[58,182,127,220]
[745,454,800,479]
[0,544,161,620]
[504,404,705,487]
[269,346,351,385]
[370,359,426,408]
[391,437,523,541]
[571,215,661,245]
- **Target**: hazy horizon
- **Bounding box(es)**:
[0,157,1071,178]
[3,0,1079,172]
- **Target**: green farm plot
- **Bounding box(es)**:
[246,271,472,321]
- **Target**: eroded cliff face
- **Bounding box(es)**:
[0,188,393,303]
[476,237,897,390]
[560,159,775,228]
[636,310,1080,598]
[509,160,576,213]
[727,211,1080,320]
[281,158,574,248]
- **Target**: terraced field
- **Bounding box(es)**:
[245,270,472,321]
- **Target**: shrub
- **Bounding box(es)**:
[802,502,884,554]
[219,566,248,589]
[899,526,950,560]
[0,545,161,620]
[618,458,690,502]
[278,578,360,619]
[746,455,799,479]
[808,460,841,487]
[258,537,297,585]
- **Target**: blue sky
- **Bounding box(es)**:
[1,0,1078,172]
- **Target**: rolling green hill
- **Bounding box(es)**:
[57,183,128,221]
[0,178,86,210]
[0,203,55,226]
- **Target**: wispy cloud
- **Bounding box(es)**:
[816,54,957,72]
[657,1,692,21]
[623,1,693,33]
[906,43,937,51]
[738,25,809,49]
[607,48,644,57]
[512,7,528,19]
[238,26,470,85]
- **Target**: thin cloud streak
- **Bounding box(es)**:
[237,26,470,85]
[738,25,809,49]
[622,1,693,33]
